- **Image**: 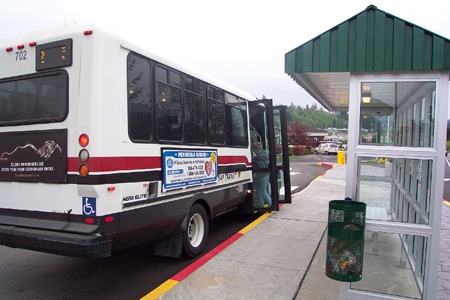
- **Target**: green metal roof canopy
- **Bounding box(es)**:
[285,5,450,111]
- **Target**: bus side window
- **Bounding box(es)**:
[207,86,225,145]
[155,67,183,142]
[127,53,152,142]
[185,77,206,145]
[226,106,248,147]
[223,93,248,147]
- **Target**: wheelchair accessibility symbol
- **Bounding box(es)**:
[82,197,96,216]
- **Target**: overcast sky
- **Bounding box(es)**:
[1,0,449,111]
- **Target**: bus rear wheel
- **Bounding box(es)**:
[183,204,209,257]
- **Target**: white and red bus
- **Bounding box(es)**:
[0,23,290,258]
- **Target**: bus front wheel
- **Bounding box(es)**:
[183,204,209,257]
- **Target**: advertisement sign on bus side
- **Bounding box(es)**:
[162,149,218,192]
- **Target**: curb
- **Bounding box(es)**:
[291,162,335,197]
[141,162,335,299]
[141,211,274,300]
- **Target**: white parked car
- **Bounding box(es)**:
[316,142,338,155]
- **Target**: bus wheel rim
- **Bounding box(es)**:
[188,213,204,247]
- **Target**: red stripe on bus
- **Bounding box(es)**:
[67,157,161,172]
[218,155,251,166]
[67,155,251,173]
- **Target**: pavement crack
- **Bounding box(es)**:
[292,226,328,300]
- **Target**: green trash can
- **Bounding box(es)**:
[326,200,366,282]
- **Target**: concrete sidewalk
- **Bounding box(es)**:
[154,163,450,299]
[157,164,344,299]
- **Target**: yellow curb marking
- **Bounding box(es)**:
[239,211,273,234]
[141,279,178,300]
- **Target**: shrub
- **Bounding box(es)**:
[293,145,305,156]
[288,145,294,156]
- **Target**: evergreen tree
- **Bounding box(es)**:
[285,103,348,129]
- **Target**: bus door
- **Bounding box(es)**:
[274,105,291,204]
[249,100,291,211]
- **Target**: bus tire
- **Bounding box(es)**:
[183,204,209,257]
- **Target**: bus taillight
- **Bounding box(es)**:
[78,134,90,176]
[79,164,89,177]
[79,134,89,147]
[85,218,95,225]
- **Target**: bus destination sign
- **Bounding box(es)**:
[162,149,218,192]
[36,38,73,71]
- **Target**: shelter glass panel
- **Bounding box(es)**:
[359,81,436,147]
[350,232,423,299]
[356,157,432,225]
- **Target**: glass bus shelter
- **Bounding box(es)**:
[285,5,450,299]
[342,73,448,299]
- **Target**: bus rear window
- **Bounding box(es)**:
[0,71,68,126]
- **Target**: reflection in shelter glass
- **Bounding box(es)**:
[359,82,435,147]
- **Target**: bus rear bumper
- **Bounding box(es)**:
[0,225,112,258]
